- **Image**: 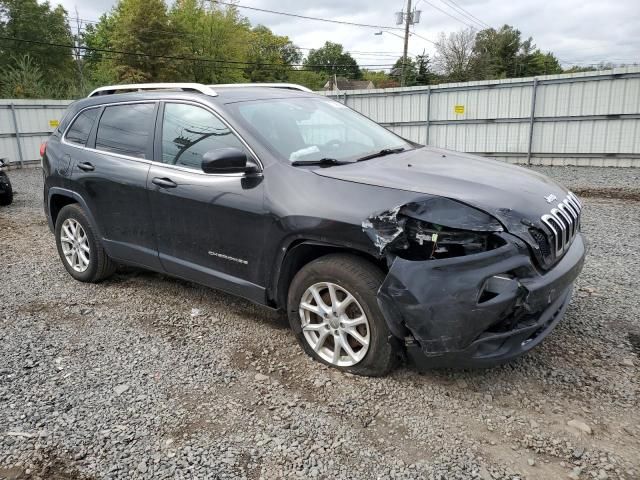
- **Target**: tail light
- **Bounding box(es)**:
[40,142,47,157]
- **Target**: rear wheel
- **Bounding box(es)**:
[287,253,397,376]
[55,204,116,283]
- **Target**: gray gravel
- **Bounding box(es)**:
[1,166,639,480]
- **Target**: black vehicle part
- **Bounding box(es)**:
[287,253,398,377]
[377,233,586,365]
[55,204,117,282]
[0,170,13,206]
[362,196,504,257]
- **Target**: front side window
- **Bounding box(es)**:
[161,103,248,169]
[65,108,99,146]
[228,97,413,163]
[95,103,155,159]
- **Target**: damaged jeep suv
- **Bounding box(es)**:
[43,83,586,376]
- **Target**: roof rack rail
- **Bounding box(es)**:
[87,83,218,98]
[210,83,312,93]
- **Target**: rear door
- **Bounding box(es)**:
[147,101,267,303]
[67,101,161,269]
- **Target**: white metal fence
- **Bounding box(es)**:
[321,66,640,167]
[0,99,72,166]
[2,67,639,167]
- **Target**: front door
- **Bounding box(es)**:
[147,101,267,303]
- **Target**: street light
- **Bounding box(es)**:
[374,30,405,40]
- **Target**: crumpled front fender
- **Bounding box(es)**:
[376,239,528,354]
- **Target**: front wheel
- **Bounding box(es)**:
[287,254,397,377]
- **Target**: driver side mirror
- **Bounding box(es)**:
[201,148,257,174]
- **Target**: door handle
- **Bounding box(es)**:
[152,177,177,188]
[77,162,94,172]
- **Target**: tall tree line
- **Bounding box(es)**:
[0,0,625,98]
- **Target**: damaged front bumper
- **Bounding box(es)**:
[377,232,586,369]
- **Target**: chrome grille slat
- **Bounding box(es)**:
[540,191,582,259]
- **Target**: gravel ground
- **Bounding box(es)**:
[1,166,639,480]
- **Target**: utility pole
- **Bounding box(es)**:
[401,0,412,88]
[395,1,421,87]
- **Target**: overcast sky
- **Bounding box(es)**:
[55,0,639,70]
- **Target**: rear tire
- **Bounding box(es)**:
[287,253,397,377]
[55,204,116,283]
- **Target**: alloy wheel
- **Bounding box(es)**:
[60,218,91,272]
[298,282,370,367]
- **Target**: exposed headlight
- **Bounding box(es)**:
[403,218,506,260]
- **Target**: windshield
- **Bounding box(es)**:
[227,97,413,164]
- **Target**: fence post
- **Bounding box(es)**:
[527,78,538,165]
[425,86,431,146]
[9,103,25,167]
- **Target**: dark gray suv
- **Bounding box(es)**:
[42,82,586,376]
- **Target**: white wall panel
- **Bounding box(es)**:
[323,66,640,167]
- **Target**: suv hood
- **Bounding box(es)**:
[312,147,570,235]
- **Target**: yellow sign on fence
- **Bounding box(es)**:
[49,119,59,128]
[454,105,465,115]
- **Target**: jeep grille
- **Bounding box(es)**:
[540,192,582,257]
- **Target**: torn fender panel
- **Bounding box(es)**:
[361,205,404,252]
[377,241,530,355]
[361,196,503,255]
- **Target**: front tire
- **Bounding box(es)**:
[287,254,397,377]
[55,204,116,283]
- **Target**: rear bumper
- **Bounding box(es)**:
[377,232,586,369]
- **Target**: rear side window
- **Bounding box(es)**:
[65,108,99,146]
[95,103,155,159]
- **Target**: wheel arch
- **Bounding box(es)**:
[47,188,101,238]
[270,239,386,311]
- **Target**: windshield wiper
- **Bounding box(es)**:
[291,158,347,167]
[356,147,406,162]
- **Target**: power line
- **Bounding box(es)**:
[0,35,403,69]
[419,0,479,30]
[62,14,416,58]
[438,0,490,29]
[210,1,407,31]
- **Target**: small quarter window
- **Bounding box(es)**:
[65,108,99,146]
[161,103,248,169]
[95,103,155,159]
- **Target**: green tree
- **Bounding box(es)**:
[0,0,74,93]
[244,25,301,82]
[362,69,396,88]
[81,13,119,88]
[286,69,326,91]
[170,0,250,84]
[391,57,418,86]
[0,54,45,98]
[520,50,562,76]
[303,41,360,79]
[472,25,522,79]
[471,25,563,79]
[415,53,438,85]
[107,0,179,82]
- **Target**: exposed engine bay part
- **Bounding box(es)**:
[362,197,504,258]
